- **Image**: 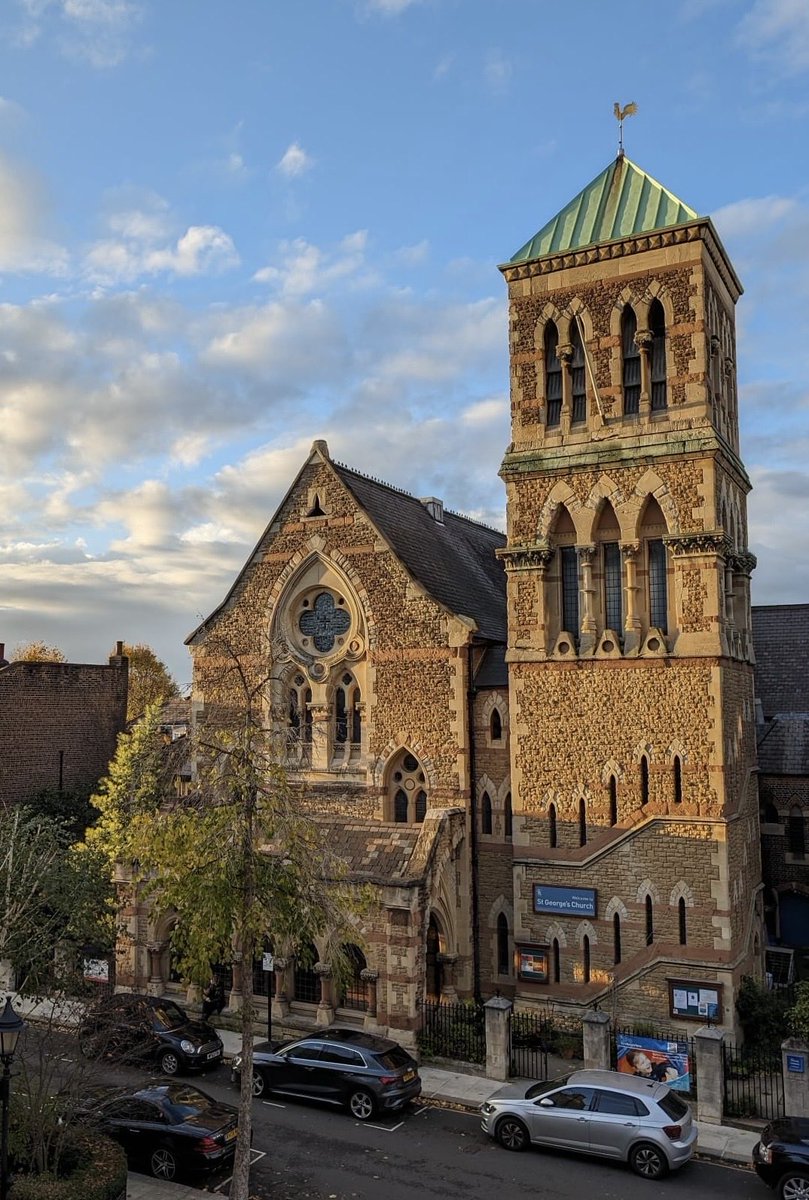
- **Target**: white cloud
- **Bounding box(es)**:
[363,0,423,13]
[712,195,797,239]
[277,142,314,178]
[16,0,144,67]
[85,222,239,283]
[737,0,809,72]
[253,230,369,296]
[484,49,512,93]
[0,152,67,274]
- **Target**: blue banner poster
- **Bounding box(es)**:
[616,1033,692,1094]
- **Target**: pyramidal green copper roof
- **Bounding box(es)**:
[509,155,699,264]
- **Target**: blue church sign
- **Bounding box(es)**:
[533,885,597,918]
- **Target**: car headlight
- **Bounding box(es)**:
[180,1039,196,1054]
[481,1103,495,1114]
[762,1146,772,1165]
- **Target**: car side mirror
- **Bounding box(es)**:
[538,1098,554,1107]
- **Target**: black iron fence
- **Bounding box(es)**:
[612,1025,698,1098]
[418,1000,486,1066]
[723,1042,784,1123]
[510,1009,551,1079]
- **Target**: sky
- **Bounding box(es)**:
[1,0,808,688]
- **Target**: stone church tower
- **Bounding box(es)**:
[499,153,764,1030]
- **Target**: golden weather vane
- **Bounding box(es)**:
[613,101,638,156]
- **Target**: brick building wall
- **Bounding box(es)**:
[0,651,128,808]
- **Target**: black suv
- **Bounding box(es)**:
[231,1027,421,1120]
[79,994,223,1076]
[753,1117,809,1200]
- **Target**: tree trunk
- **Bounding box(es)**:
[230,783,257,1200]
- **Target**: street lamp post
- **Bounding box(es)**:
[0,996,25,1200]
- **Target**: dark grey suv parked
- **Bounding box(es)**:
[231,1028,421,1120]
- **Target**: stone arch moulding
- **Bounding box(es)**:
[669,881,695,908]
[582,475,625,541]
[533,301,565,351]
[476,773,497,802]
[632,740,655,764]
[544,921,567,948]
[601,759,624,785]
[604,896,629,922]
[372,735,437,791]
[567,298,595,347]
[487,894,515,927]
[666,739,688,763]
[495,777,512,806]
[610,286,641,338]
[636,878,661,904]
[427,894,457,959]
[267,546,376,656]
[626,470,679,539]
[481,690,508,725]
[537,480,583,542]
[639,278,675,328]
[575,919,598,946]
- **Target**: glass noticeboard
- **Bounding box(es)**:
[668,978,723,1021]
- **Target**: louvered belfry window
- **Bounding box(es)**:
[649,299,667,411]
[545,322,563,427]
[571,323,586,424]
[622,306,641,415]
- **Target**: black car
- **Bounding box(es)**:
[73,1081,239,1181]
[231,1027,421,1120]
[754,1118,809,1200]
[78,994,223,1075]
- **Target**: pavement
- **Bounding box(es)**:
[10,993,761,1198]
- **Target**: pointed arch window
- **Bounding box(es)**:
[678,897,688,945]
[289,675,312,755]
[603,542,623,633]
[415,790,427,823]
[571,321,586,424]
[649,299,667,411]
[578,798,587,847]
[645,894,654,945]
[613,912,622,964]
[552,938,561,983]
[648,539,669,631]
[549,803,558,848]
[640,755,649,806]
[490,709,503,741]
[333,673,361,754]
[622,306,641,415]
[582,935,591,984]
[504,793,513,840]
[788,806,806,858]
[497,913,510,976]
[673,755,683,804]
[389,751,428,824]
[545,322,563,427]
[609,776,618,827]
[482,792,493,835]
[394,789,408,823]
[560,546,580,638]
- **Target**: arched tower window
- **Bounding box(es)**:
[582,935,591,984]
[649,299,667,411]
[288,674,312,756]
[552,938,561,983]
[389,751,428,824]
[673,755,683,804]
[333,672,361,757]
[504,793,513,840]
[571,321,586,424]
[560,546,580,639]
[497,913,510,976]
[613,912,622,964]
[609,776,618,826]
[645,894,654,945]
[640,496,669,634]
[490,709,502,741]
[578,798,587,846]
[640,755,649,806]
[549,803,558,848]
[622,305,641,415]
[482,792,493,835]
[545,321,563,427]
[678,897,688,945]
[788,806,806,858]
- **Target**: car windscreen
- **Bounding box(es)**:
[162,1088,212,1122]
[377,1047,412,1071]
[151,1002,186,1031]
[525,1076,570,1100]
[658,1090,689,1119]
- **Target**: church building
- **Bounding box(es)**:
[118,152,765,1039]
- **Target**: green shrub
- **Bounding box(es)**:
[735,976,789,1050]
[10,1132,127,1200]
[787,981,809,1040]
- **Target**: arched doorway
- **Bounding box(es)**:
[340,944,368,1011]
[426,915,443,1000]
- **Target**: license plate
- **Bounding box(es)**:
[225,1128,238,1142]
[403,1070,416,1082]
[207,1050,221,1060]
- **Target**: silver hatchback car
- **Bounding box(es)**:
[480,1068,697,1180]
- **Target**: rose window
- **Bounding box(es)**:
[298,591,351,653]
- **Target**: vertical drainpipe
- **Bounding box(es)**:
[467,642,481,1004]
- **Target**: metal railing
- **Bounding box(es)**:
[723,1042,784,1122]
[418,1000,485,1066]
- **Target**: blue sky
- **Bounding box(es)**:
[1,0,808,686]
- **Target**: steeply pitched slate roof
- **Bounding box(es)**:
[509,155,698,264]
[332,461,507,641]
[757,716,809,775]
[313,818,423,884]
[474,643,507,689]
[752,604,809,721]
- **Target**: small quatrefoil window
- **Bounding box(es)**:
[298,592,350,653]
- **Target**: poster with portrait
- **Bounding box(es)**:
[616,1032,692,1094]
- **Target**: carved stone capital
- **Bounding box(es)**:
[634,329,653,350]
[577,545,596,565]
[359,969,379,983]
[146,940,167,955]
[710,334,721,356]
[557,343,574,363]
[272,956,288,972]
[621,543,640,561]
[314,961,332,977]
[437,953,458,966]
[666,532,731,557]
[496,544,554,572]
[728,551,757,575]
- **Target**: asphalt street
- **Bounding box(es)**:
[20,1036,763,1200]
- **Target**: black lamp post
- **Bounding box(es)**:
[0,996,25,1200]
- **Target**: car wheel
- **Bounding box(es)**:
[251,1070,266,1098]
[629,1141,669,1180]
[150,1146,178,1181]
[495,1116,530,1152]
[779,1172,809,1200]
[348,1089,376,1121]
[159,1050,181,1076]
